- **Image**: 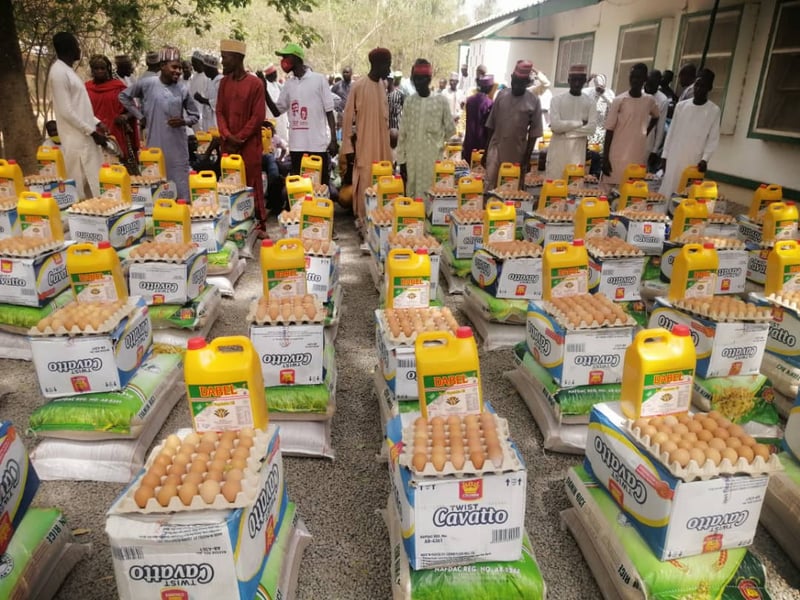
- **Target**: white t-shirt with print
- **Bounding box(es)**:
[276,69,334,152]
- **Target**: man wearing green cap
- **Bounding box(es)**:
[266,43,338,186]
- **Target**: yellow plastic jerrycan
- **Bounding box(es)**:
[749,184,783,221]
[66,241,128,303]
[563,163,585,185]
[0,159,25,198]
[415,326,484,418]
[285,175,314,207]
[542,239,590,300]
[762,201,799,244]
[184,336,268,433]
[300,196,334,241]
[189,170,218,207]
[371,160,394,187]
[196,131,213,154]
[99,163,132,202]
[138,148,166,179]
[300,153,324,185]
[17,191,63,241]
[677,166,705,195]
[537,179,569,212]
[668,242,718,302]
[445,143,462,159]
[574,197,610,239]
[220,154,247,186]
[153,198,191,243]
[457,176,484,210]
[36,146,66,179]
[377,175,404,208]
[766,240,800,296]
[261,126,273,154]
[434,160,456,187]
[622,163,647,183]
[260,238,306,300]
[497,162,521,189]
[617,180,649,212]
[688,180,718,212]
[470,150,484,170]
[393,197,425,237]
[670,198,709,241]
[385,248,431,308]
[620,325,696,419]
[483,200,516,244]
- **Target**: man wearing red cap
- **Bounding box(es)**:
[216,39,268,236]
[341,48,394,220]
[483,60,543,190]
[263,63,288,142]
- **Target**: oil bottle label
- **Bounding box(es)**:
[640,368,693,416]
[153,219,185,243]
[681,217,706,237]
[421,370,481,417]
[140,163,160,178]
[487,222,514,243]
[549,266,588,297]
[390,276,429,308]
[435,174,455,187]
[71,270,121,302]
[302,215,330,240]
[100,183,123,200]
[396,217,424,237]
[20,215,51,239]
[192,188,217,207]
[187,381,255,432]
[301,169,321,185]
[266,267,305,299]
[498,175,518,189]
[783,264,800,291]
[585,217,608,238]
[221,169,242,185]
[38,161,58,177]
[685,268,716,298]
[461,194,481,210]
[775,219,798,240]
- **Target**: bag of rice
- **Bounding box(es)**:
[0,422,40,554]
[28,353,182,440]
[442,243,472,279]
[692,373,781,433]
[267,343,335,414]
[0,330,32,361]
[761,453,800,568]
[463,283,528,323]
[207,240,240,275]
[208,258,246,296]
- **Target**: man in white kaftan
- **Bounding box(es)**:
[659,69,720,199]
[545,65,596,181]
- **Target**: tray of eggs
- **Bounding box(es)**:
[533,208,573,222]
[114,428,269,513]
[302,238,337,257]
[670,296,772,323]
[0,236,64,258]
[543,293,637,330]
[482,241,542,259]
[427,185,457,198]
[189,203,222,220]
[627,412,782,481]
[675,235,745,250]
[400,413,520,476]
[216,183,248,196]
[586,238,645,259]
[568,187,604,199]
[614,209,671,223]
[30,299,133,336]
[378,307,459,345]
[67,197,130,216]
[369,206,394,227]
[524,173,544,187]
[313,184,330,198]
[129,241,199,263]
[765,290,800,312]
[387,233,441,253]
[249,294,326,325]
[278,204,302,226]
[452,159,469,170]
[24,175,59,187]
[130,175,166,186]
[0,196,17,211]
[708,212,736,225]
[451,208,483,225]
[489,188,533,202]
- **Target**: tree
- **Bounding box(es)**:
[0,0,318,170]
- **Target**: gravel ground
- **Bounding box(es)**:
[2,205,799,599]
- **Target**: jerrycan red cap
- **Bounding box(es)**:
[41,192,52,197]
[102,163,110,168]
[415,248,428,255]
[187,337,207,350]
[97,241,111,249]
[414,197,423,202]
[599,196,608,201]
[222,153,229,157]
[190,170,197,174]
[504,201,514,206]
[456,326,474,339]
[261,239,274,247]
[176,199,187,205]
[672,324,691,337]
[7,159,16,164]
[703,242,715,249]
[573,239,585,247]
[304,195,313,201]
[786,201,796,206]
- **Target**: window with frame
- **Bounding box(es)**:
[751,0,800,140]
[555,33,594,86]
[612,22,659,92]
[674,7,742,108]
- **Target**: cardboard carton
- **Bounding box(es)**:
[0,247,69,307]
[129,251,208,305]
[68,204,146,249]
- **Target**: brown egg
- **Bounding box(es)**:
[134,484,155,508]
[183,472,204,486]
[197,441,216,455]
[199,480,221,504]
[164,472,183,487]
[210,458,227,473]
[694,440,709,450]
[165,434,182,449]
[720,447,739,464]
[652,432,670,446]
[205,469,224,483]
[714,428,730,441]
[641,425,658,439]
[431,447,447,471]
[189,459,208,474]
[737,445,755,464]
[753,444,771,462]
[677,413,692,425]
[660,440,678,455]
[701,418,719,433]
[232,446,251,461]
[201,431,218,444]
[179,482,197,506]
[183,432,201,446]
[237,436,254,449]
[141,471,162,488]
[726,437,743,450]
[738,434,758,448]
[230,457,247,471]
[153,453,173,470]
[222,479,242,502]
[670,448,691,468]
[446,415,461,429]
[672,424,689,437]
[157,483,178,507]
[632,418,649,431]
[470,448,485,469]
[677,439,694,451]
[170,455,191,475]
[149,463,167,478]
[681,432,698,443]
[430,416,446,429]
[412,452,427,471]
[487,441,503,468]
[688,448,706,467]
[663,415,679,427]
[414,416,428,430]
[708,438,727,452]
[704,447,722,466]
[697,429,714,442]
[225,468,244,482]
[686,420,704,434]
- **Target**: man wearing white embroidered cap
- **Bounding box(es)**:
[188,50,208,131]
[441,71,464,123]
[545,64,596,181]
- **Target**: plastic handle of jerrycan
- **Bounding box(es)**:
[415,330,453,349]
[208,335,251,353]
[67,242,98,256]
[198,170,217,181]
[634,327,670,346]
[275,238,301,251]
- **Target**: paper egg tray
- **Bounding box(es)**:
[0,238,65,258]
[524,174,544,187]
[671,297,772,323]
[377,307,459,345]
[29,299,137,337]
[313,184,330,198]
[24,176,58,186]
[451,209,483,224]
[67,198,129,216]
[586,239,644,258]
[626,421,783,482]
[369,207,393,227]
[190,205,222,220]
[399,415,520,477]
[278,206,302,225]
[644,173,661,181]
[709,213,736,225]
[483,241,542,259]
[217,183,248,195]
[676,235,745,250]
[615,210,670,222]
[129,242,198,263]
[489,189,533,202]
[0,197,16,211]
[569,188,604,198]
[766,292,800,312]
[428,187,457,198]
[533,209,573,223]
[302,239,337,257]
[365,187,376,198]
[114,429,272,514]
[542,295,636,330]
[130,176,165,186]
[248,296,327,325]
[453,159,469,170]
[387,234,441,253]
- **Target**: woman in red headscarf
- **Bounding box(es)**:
[85,54,140,171]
